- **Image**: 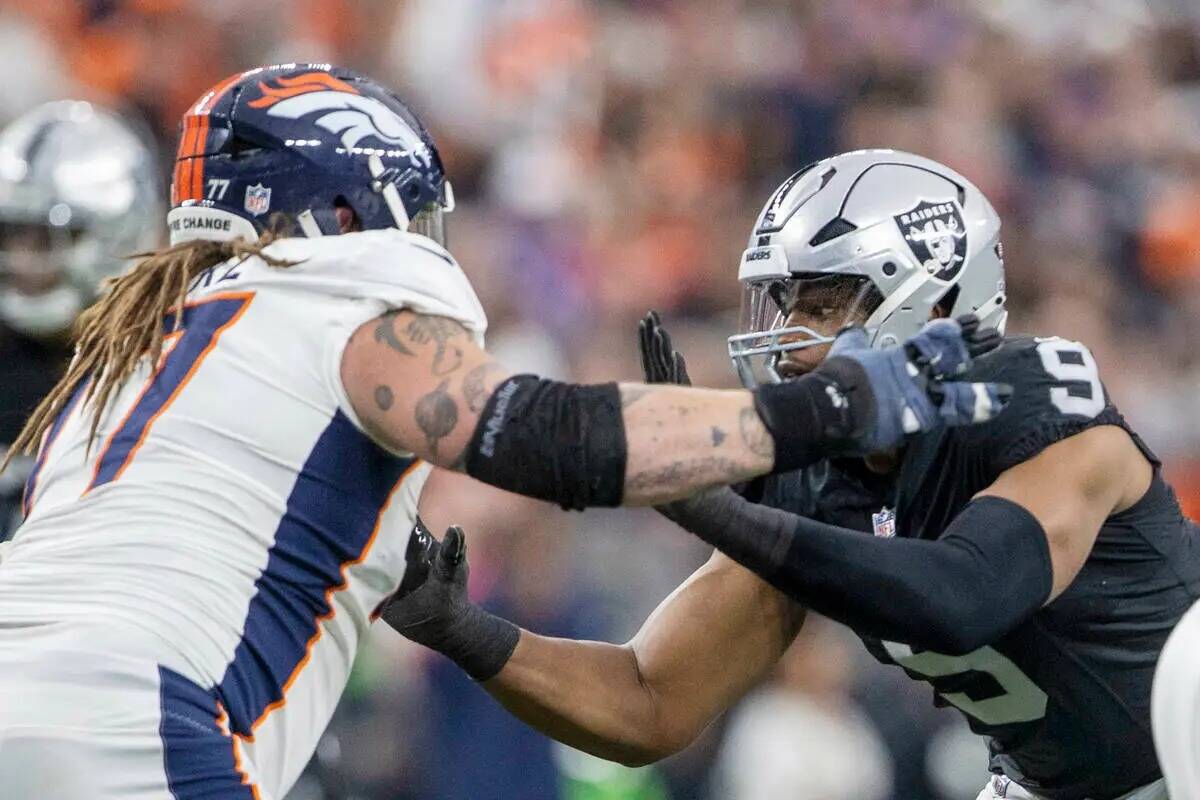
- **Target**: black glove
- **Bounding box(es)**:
[638,311,691,386]
[382,518,519,682]
[954,313,1004,360]
[637,311,767,508]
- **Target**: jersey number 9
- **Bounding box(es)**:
[1035,339,1104,419]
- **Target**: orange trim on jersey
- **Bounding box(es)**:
[83,291,255,495]
[218,704,263,799]
[235,460,422,743]
[108,292,253,485]
[246,71,360,109]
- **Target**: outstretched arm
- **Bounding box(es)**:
[342,310,772,505]
[384,526,803,766]
[661,423,1151,654]
[341,310,1005,508]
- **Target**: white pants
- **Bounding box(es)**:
[0,625,270,800]
[975,774,1168,800]
[1154,598,1200,800]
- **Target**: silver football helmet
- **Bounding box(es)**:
[0,101,163,337]
[729,149,1007,387]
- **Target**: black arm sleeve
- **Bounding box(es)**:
[461,370,846,511]
[661,491,1053,654]
[464,375,627,511]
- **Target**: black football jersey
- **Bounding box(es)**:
[759,335,1200,800]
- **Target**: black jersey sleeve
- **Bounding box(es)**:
[957,336,1142,476]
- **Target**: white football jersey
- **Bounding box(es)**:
[0,229,485,797]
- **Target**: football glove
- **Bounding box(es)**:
[382,519,518,682]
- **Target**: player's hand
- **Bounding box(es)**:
[638,311,691,386]
[814,315,1011,454]
[384,518,466,639]
[381,519,518,681]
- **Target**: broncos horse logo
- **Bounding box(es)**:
[248,72,432,166]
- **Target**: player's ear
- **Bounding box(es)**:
[931,286,958,320]
[335,200,362,233]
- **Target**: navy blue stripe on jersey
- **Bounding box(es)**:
[22,378,89,516]
[216,410,414,738]
[88,294,251,492]
[158,666,257,799]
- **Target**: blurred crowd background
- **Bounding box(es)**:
[1,0,1199,798]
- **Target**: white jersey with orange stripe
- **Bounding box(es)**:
[0,228,485,798]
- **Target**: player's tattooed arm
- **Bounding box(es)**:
[616,384,774,504]
[342,310,773,501]
[344,310,511,467]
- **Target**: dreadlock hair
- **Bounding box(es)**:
[2,222,296,471]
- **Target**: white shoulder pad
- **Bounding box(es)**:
[259,229,487,344]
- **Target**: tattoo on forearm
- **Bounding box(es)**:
[407,316,465,376]
[374,312,415,357]
[739,407,774,459]
[374,385,394,411]
[620,385,652,409]
[625,456,743,495]
[462,362,502,414]
[415,379,459,457]
[711,426,726,447]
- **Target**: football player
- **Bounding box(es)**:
[0,101,161,537]
[1153,591,1200,798]
[0,69,1003,800]
[386,150,1200,800]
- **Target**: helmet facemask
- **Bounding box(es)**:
[0,219,90,337]
[366,152,453,247]
[728,273,884,387]
[408,201,448,247]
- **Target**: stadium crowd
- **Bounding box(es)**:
[0,1,1198,798]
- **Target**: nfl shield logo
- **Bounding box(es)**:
[872,507,896,538]
[244,183,271,217]
[893,199,968,281]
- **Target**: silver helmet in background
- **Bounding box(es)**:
[0,100,163,337]
[728,149,1007,387]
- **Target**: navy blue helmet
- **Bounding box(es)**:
[168,64,453,245]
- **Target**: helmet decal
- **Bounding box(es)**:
[255,88,432,166]
[894,199,967,280]
[169,65,448,243]
[243,183,271,217]
[246,71,360,108]
[730,152,1004,387]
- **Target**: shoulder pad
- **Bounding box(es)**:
[957,335,1122,472]
[253,229,487,343]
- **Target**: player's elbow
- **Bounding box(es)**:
[609,743,672,768]
[916,592,1005,655]
[608,723,698,767]
[605,653,708,766]
[921,620,991,656]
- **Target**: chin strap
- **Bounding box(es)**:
[369,154,410,231]
[295,210,323,238]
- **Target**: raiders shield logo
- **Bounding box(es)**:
[244,183,271,217]
[894,199,967,280]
